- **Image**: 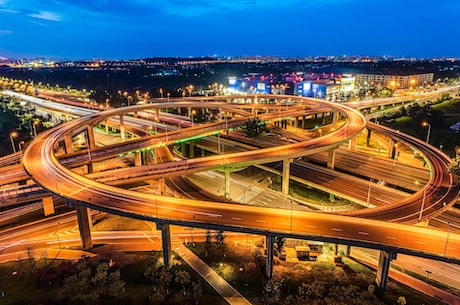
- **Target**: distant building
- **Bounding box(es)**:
[293,74,355,100]
[355,73,434,89]
[228,75,273,94]
[228,73,355,101]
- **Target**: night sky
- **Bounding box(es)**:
[1,0,459,60]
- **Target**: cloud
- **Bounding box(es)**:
[28,10,61,21]
[0,29,12,35]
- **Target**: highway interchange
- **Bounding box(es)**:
[1,88,460,296]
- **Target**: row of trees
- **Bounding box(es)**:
[263,276,385,305]
[144,252,203,305]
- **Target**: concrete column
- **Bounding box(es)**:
[344,245,351,257]
[366,128,372,146]
[189,142,195,158]
[333,244,338,257]
[156,222,172,266]
[388,139,395,158]
[119,114,126,140]
[181,143,186,156]
[332,112,338,128]
[282,159,292,195]
[76,205,93,250]
[105,119,109,134]
[266,235,274,278]
[375,250,397,290]
[64,134,73,154]
[224,168,231,199]
[42,196,55,216]
[86,125,96,149]
[327,149,336,170]
[135,151,143,166]
[349,137,357,150]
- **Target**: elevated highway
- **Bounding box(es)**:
[19,95,459,275]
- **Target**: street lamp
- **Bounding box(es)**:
[191,110,196,127]
[444,221,451,256]
[422,122,431,144]
[9,131,17,153]
[18,141,25,154]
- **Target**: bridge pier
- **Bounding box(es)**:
[86,124,96,149]
[224,168,231,199]
[42,196,55,216]
[375,250,397,290]
[327,149,336,170]
[76,205,93,250]
[348,136,357,150]
[119,114,126,140]
[64,134,73,154]
[134,151,143,166]
[157,222,172,266]
[282,159,292,195]
[266,234,274,278]
[332,111,338,129]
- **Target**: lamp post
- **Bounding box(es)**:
[422,122,431,144]
[18,141,25,154]
[444,221,451,256]
[9,131,17,153]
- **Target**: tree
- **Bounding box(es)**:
[244,117,268,144]
[263,276,284,304]
[448,156,460,177]
[59,258,125,305]
[297,281,327,304]
[175,270,191,296]
[191,281,202,305]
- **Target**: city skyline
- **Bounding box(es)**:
[1,0,460,60]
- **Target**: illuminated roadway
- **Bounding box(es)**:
[20,95,460,265]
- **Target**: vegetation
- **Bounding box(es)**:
[244,117,269,144]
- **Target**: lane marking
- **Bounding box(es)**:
[231,217,242,221]
[256,220,266,223]
[386,236,397,240]
[332,228,343,232]
[358,231,369,236]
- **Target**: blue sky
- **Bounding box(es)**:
[0,0,459,59]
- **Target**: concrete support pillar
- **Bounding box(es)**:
[266,235,274,278]
[332,112,338,128]
[224,168,231,199]
[181,143,186,155]
[327,149,336,170]
[42,196,55,216]
[119,114,126,140]
[133,111,138,118]
[105,119,109,134]
[76,205,93,250]
[333,244,338,257]
[64,134,73,154]
[345,245,351,257]
[156,222,172,266]
[388,139,395,158]
[375,251,397,290]
[348,137,357,150]
[86,125,96,149]
[134,151,142,166]
[282,158,292,195]
[366,128,372,146]
[188,106,192,118]
[189,142,195,158]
